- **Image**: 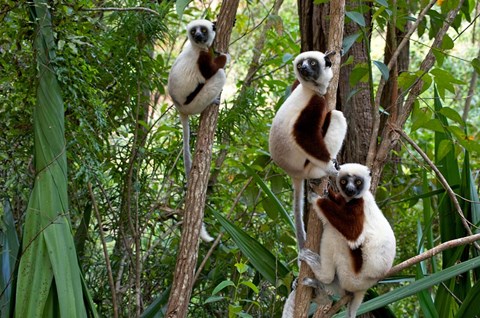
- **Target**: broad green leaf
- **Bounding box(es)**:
[140,287,170,318]
[0,199,19,318]
[423,119,445,133]
[15,3,97,317]
[342,32,361,55]
[373,60,389,80]
[436,139,454,162]
[375,0,389,7]
[438,107,464,125]
[212,280,235,295]
[349,256,480,316]
[212,209,290,291]
[243,164,294,231]
[455,280,480,318]
[346,11,366,27]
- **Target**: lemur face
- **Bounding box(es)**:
[293,51,333,90]
[187,20,215,48]
[296,57,321,82]
[336,163,371,200]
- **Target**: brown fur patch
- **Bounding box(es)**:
[197,49,226,80]
[317,194,365,242]
[293,95,330,162]
[349,246,363,274]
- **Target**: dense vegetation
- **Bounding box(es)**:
[1,0,479,317]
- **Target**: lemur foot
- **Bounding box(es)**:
[212,95,221,106]
[302,278,333,308]
[332,158,340,171]
[299,248,321,266]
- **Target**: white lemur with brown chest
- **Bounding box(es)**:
[168,19,228,242]
[298,163,396,318]
[269,51,347,250]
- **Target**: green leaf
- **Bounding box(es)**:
[235,263,249,274]
[352,256,480,316]
[411,103,433,131]
[471,57,480,75]
[204,296,224,304]
[0,199,19,318]
[375,0,389,7]
[436,139,453,162]
[212,209,290,291]
[346,11,366,27]
[175,0,191,17]
[438,107,464,126]
[243,164,294,231]
[455,280,480,318]
[240,281,259,294]
[441,34,454,50]
[342,32,361,55]
[349,63,369,87]
[373,60,389,80]
[212,280,235,295]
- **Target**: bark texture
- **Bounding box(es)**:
[165,2,239,317]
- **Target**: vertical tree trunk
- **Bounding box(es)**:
[164,2,239,317]
[294,1,345,317]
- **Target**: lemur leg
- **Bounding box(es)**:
[323,110,347,158]
[292,178,306,250]
[180,113,192,179]
[299,248,335,284]
[192,70,226,110]
[346,291,366,318]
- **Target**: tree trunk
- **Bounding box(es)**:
[164,2,239,317]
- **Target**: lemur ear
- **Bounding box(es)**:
[212,21,217,32]
[324,51,336,68]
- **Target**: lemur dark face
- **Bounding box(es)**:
[296,57,321,82]
[338,174,366,199]
[336,163,372,201]
[189,25,210,45]
[186,19,216,48]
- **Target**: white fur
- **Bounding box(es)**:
[293,51,333,95]
[269,51,347,250]
[168,20,226,116]
[300,164,396,318]
[168,19,227,243]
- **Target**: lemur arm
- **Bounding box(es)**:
[197,49,227,80]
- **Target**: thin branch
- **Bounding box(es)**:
[88,183,119,318]
[395,127,480,251]
[82,7,160,16]
[366,0,437,167]
[388,233,480,276]
[463,47,480,121]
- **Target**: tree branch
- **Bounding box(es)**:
[82,7,160,16]
[366,0,437,167]
[164,3,240,317]
[388,233,480,276]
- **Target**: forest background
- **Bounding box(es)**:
[1,0,479,317]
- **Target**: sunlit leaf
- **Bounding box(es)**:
[373,60,389,80]
[212,280,235,295]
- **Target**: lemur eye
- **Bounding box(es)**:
[201,27,207,33]
[190,30,196,35]
[355,179,363,186]
[340,179,347,185]
[297,63,302,69]
[310,60,316,66]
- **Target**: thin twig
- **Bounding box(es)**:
[88,182,119,318]
[395,127,480,251]
[82,7,160,16]
[367,0,437,167]
[388,233,480,276]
